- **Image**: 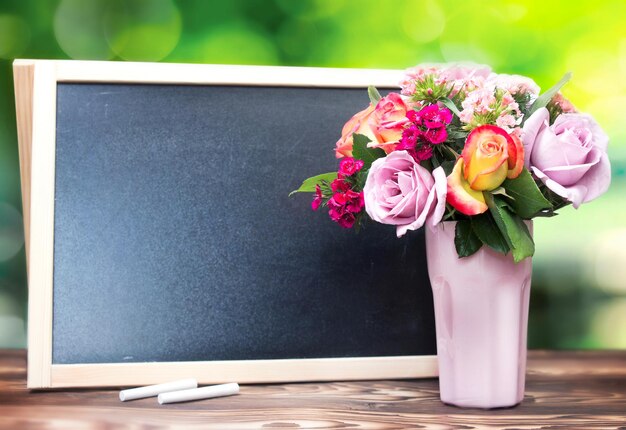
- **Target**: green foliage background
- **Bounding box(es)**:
[0,0,624,349]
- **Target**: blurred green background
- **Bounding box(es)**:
[0,0,624,349]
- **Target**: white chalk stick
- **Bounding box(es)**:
[119,378,198,401]
[157,382,240,404]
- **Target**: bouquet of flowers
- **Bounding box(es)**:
[292,64,611,262]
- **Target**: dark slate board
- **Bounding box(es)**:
[52,83,436,364]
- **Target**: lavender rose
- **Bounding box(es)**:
[522,107,611,208]
[363,151,446,237]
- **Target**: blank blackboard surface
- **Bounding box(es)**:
[52,83,436,364]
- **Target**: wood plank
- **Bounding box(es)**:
[22,61,58,389]
[1,350,625,429]
[51,59,402,87]
[12,60,35,269]
[49,355,438,388]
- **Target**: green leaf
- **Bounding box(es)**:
[490,187,513,199]
[527,72,572,118]
[440,160,456,176]
[454,220,483,258]
[447,130,468,140]
[352,133,385,169]
[540,183,571,211]
[355,169,368,190]
[484,193,535,263]
[503,212,534,263]
[501,168,553,219]
[442,97,462,118]
[471,213,510,254]
[289,172,337,196]
[368,85,382,104]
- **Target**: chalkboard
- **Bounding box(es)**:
[15,61,436,387]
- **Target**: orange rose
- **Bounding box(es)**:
[335,104,377,158]
[335,93,409,158]
[447,125,524,215]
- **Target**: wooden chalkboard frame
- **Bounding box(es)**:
[13,59,438,389]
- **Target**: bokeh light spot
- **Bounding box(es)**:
[496,3,527,23]
[566,41,623,95]
[585,96,626,144]
[0,291,25,348]
[0,203,24,262]
[54,0,113,60]
[439,6,515,69]
[589,229,626,295]
[104,0,181,61]
[191,24,278,65]
[619,38,626,74]
[401,0,445,44]
[590,299,626,348]
[0,14,29,59]
[439,42,493,67]
[274,0,346,20]
[276,19,319,59]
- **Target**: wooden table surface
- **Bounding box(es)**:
[0,350,624,429]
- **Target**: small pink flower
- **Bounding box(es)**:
[551,92,577,113]
[417,105,453,129]
[400,63,492,97]
[406,109,420,124]
[344,190,365,213]
[398,126,433,161]
[398,125,420,151]
[460,85,522,134]
[331,178,350,193]
[422,127,447,144]
[501,92,515,107]
[414,144,434,162]
[328,207,355,228]
[496,114,517,129]
[459,107,474,123]
[338,157,364,177]
[399,80,416,96]
[328,190,364,228]
[396,105,451,161]
[311,185,323,211]
[487,73,540,96]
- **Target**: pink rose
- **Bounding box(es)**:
[363,151,447,237]
[522,107,611,208]
[368,93,409,154]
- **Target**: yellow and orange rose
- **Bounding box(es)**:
[447,125,524,215]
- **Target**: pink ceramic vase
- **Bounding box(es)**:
[425,221,533,409]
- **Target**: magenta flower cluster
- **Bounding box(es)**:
[311,157,365,228]
[397,105,453,162]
